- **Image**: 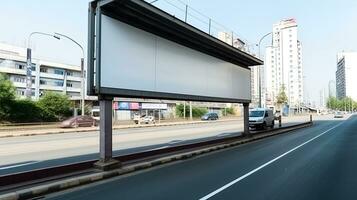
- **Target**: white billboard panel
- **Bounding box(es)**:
[99,14,251,102]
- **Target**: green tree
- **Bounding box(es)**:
[326,96,338,110]
[175,104,208,118]
[0,73,16,121]
[37,92,73,121]
[276,85,288,108]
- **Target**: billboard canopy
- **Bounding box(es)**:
[88,0,263,103]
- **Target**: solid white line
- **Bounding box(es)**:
[149,145,170,151]
[199,122,344,200]
[0,161,40,170]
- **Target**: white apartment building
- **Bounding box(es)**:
[264,19,304,109]
[336,52,357,101]
[0,43,83,100]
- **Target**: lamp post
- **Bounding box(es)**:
[257,32,272,108]
[54,33,85,116]
[26,32,60,99]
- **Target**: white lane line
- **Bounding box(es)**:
[149,145,170,151]
[0,161,40,170]
[199,122,344,200]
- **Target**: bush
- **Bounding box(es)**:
[223,107,235,116]
[0,73,16,121]
[8,99,43,122]
[176,103,208,118]
[37,92,73,121]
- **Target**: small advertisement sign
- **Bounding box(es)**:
[118,102,130,110]
[141,103,167,110]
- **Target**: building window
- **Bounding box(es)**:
[40,80,46,85]
[55,80,64,87]
[40,67,48,73]
[66,82,73,87]
[16,90,25,96]
[67,71,74,76]
[15,63,25,70]
[14,76,25,83]
[54,69,64,75]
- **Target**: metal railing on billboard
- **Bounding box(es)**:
[146,0,258,57]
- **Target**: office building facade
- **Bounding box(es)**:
[336,52,357,101]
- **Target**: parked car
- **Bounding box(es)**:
[334,111,344,118]
[60,116,98,128]
[249,108,275,129]
[201,112,219,121]
[133,115,155,124]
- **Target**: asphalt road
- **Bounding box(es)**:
[45,115,356,200]
[0,116,308,175]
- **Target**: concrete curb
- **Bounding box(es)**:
[0,118,241,138]
[0,122,312,200]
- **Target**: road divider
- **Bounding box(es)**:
[0,121,312,200]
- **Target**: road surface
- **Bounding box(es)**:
[0,116,308,175]
[45,115,356,200]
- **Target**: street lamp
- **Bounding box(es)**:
[54,33,85,116]
[26,32,60,99]
[257,32,272,108]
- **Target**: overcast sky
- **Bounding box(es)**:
[1,0,356,105]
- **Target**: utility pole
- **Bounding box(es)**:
[27,32,60,98]
[189,101,192,120]
[183,101,186,119]
[257,32,273,108]
[54,33,85,116]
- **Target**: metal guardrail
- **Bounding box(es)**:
[0,121,312,192]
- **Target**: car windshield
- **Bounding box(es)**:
[249,111,265,117]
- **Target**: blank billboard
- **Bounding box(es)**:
[98,14,251,102]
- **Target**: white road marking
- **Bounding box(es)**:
[149,145,170,151]
[0,161,40,170]
[199,122,345,200]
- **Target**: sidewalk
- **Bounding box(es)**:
[0,117,243,138]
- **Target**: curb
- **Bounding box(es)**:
[0,118,241,138]
[0,122,312,200]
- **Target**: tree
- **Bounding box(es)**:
[175,104,208,118]
[326,96,356,111]
[37,92,73,121]
[276,85,288,107]
[0,73,16,121]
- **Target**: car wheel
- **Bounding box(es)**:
[262,122,267,130]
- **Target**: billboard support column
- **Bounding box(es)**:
[243,103,250,136]
[94,95,120,171]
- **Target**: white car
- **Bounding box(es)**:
[334,111,344,118]
[249,108,275,129]
[134,115,155,124]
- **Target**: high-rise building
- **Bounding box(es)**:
[264,19,304,109]
[336,52,357,101]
